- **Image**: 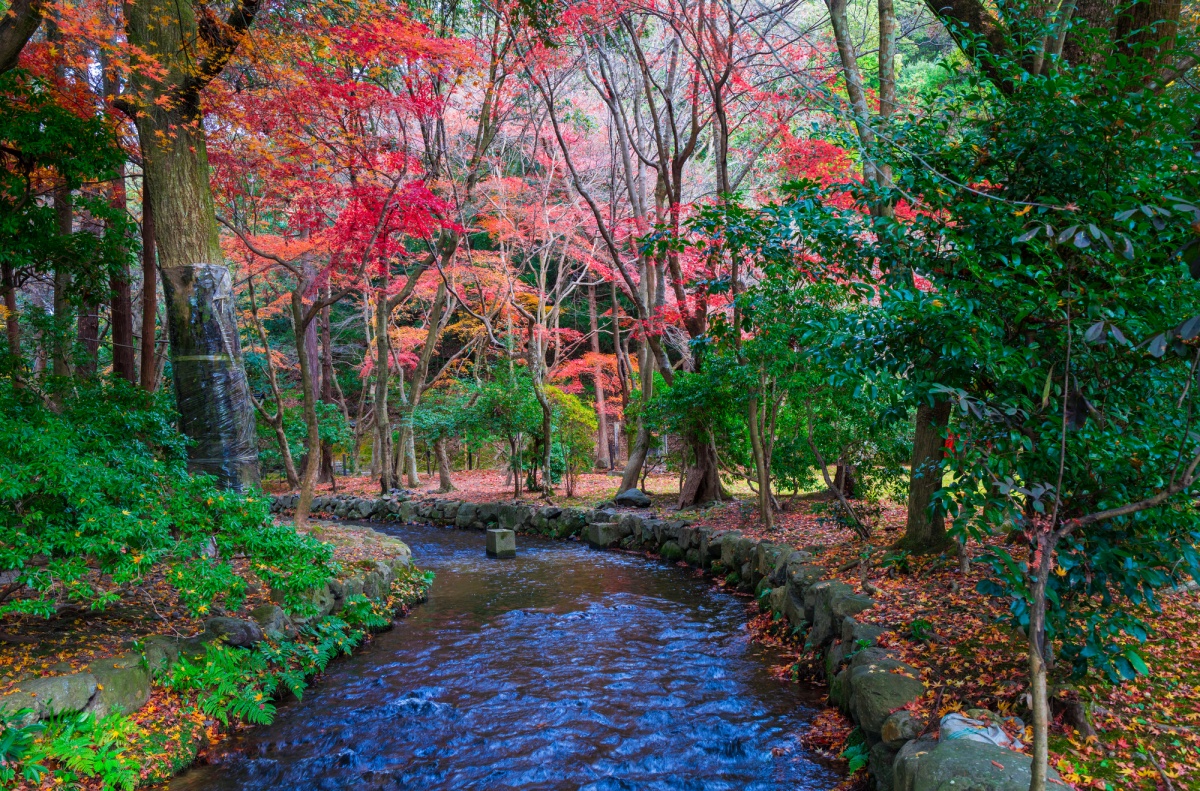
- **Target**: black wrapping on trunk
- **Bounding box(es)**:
[161,263,260,491]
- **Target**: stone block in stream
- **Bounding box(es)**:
[486,528,516,558]
[585,522,621,549]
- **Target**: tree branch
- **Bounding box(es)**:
[0,0,42,73]
[180,0,263,98]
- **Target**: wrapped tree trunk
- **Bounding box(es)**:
[126,0,262,490]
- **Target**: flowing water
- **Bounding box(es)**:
[170,523,837,791]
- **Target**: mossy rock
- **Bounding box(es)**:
[88,653,151,718]
[660,541,684,562]
[0,673,98,724]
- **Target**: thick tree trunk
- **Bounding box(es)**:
[435,436,455,492]
[587,284,611,469]
[139,185,158,391]
[158,263,259,489]
[900,399,952,552]
[127,0,259,491]
[678,434,721,509]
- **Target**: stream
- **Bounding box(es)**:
[170,522,837,790]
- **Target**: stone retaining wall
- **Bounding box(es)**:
[272,492,1055,791]
[0,530,416,728]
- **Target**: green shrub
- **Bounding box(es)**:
[0,379,336,618]
[0,708,45,785]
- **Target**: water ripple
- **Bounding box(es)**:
[172,524,836,790]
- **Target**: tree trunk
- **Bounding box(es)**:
[102,162,134,383]
[110,271,134,383]
[139,183,158,391]
[318,295,336,485]
[587,284,611,469]
[2,261,19,362]
[435,436,455,492]
[678,434,721,509]
[619,343,653,493]
[1027,532,1056,791]
[747,395,773,528]
[400,281,448,488]
[75,299,99,378]
[52,186,72,379]
[510,436,522,498]
[374,288,393,493]
[406,428,419,485]
[292,291,320,528]
[900,399,952,552]
[538,387,553,493]
[834,458,857,498]
[101,59,135,384]
[297,293,320,480]
[126,0,259,491]
[247,277,299,490]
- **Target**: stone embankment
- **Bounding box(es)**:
[276,489,1057,791]
[0,529,415,728]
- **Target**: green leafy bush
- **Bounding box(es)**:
[0,378,335,618]
[0,708,45,784]
[840,731,870,773]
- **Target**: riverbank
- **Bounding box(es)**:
[277,489,1200,791]
[0,522,429,790]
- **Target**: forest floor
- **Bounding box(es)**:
[1,521,425,790]
[707,499,1200,791]
[264,468,684,506]
[283,469,1200,791]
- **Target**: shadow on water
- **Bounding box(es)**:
[170,523,839,790]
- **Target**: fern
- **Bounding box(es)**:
[840,729,868,772]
